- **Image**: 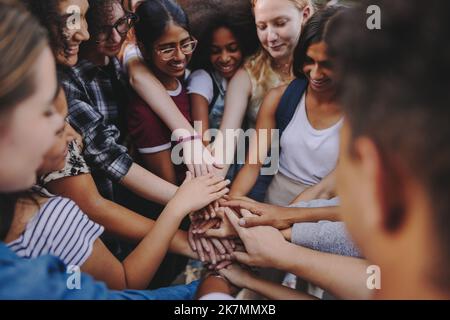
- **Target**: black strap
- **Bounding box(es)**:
[275,76,308,138]
[208,71,222,113]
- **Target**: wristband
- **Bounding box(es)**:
[177,135,202,144]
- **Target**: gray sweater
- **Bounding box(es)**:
[290,198,362,258]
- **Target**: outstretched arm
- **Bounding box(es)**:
[229,85,286,197]
[127,57,219,177]
[218,264,316,300]
[213,68,253,177]
[80,173,230,290]
[225,209,372,300]
[46,173,193,256]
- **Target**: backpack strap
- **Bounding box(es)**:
[208,71,223,113]
[275,76,309,138]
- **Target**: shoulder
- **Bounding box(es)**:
[260,84,289,114]
[188,69,213,86]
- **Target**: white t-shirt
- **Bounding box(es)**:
[278,93,344,186]
[187,69,228,104]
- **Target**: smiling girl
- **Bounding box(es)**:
[128,0,197,185]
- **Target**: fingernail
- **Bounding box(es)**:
[239,219,246,226]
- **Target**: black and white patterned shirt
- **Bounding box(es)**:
[7,197,104,267]
[59,58,133,199]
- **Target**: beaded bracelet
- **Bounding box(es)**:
[177,135,202,144]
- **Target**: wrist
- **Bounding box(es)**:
[178,134,202,144]
[165,200,190,219]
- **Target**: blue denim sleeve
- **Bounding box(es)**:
[0,244,199,300]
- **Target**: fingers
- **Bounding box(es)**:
[210,238,226,256]
[212,200,220,218]
[182,171,193,186]
[210,188,230,202]
[215,260,232,271]
[240,208,255,218]
[222,200,260,215]
[231,251,253,266]
[224,208,246,239]
[204,228,224,238]
[239,216,267,228]
[186,164,195,177]
[194,164,202,178]
[200,237,211,253]
[195,237,205,262]
[200,163,208,177]
[221,239,235,254]
[188,227,196,251]
[194,219,218,234]
[204,239,217,265]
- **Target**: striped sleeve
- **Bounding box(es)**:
[7,197,104,267]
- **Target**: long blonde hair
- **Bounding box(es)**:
[246,0,310,94]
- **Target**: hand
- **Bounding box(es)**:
[170,172,230,215]
[193,207,239,239]
[224,209,289,268]
[189,223,232,264]
[222,199,293,229]
[182,139,224,177]
[218,264,256,289]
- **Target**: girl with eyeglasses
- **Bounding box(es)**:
[127,0,198,186]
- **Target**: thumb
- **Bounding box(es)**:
[239,216,268,228]
[232,252,252,266]
[182,171,193,185]
[224,209,246,238]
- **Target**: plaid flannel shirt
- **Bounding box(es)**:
[59,58,133,199]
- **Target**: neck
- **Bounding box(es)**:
[153,68,178,90]
[307,86,337,107]
[272,55,293,76]
[82,43,109,66]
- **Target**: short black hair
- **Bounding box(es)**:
[327,0,450,290]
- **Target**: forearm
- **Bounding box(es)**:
[285,206,341,224]
[230,164,262,197]
[121,163,177,205]
[86,197,196,258]
[275,243,372,300]
[122,203,188,289]
[291,170,337,204]
[128,59,196,137]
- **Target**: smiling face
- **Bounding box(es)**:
[95,2,128,57]
[56,0,90,66]
[302,41,335,94]
[210,27,243,80]
[254,0,309,61]
[37,89,77,176]
[0,47,62,192]
[151,23,193,80]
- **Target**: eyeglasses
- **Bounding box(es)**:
[97,13,138,41]
[155,39,198,61]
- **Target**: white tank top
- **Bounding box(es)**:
[278,93,344,186]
